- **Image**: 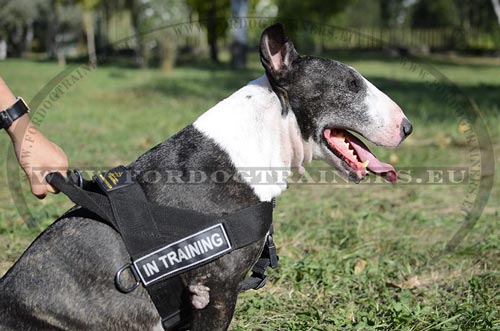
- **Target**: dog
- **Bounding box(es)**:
[0,23,411,331]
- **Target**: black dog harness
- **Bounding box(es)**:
[47,166,278,330]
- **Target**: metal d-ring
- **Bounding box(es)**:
[72,169,84,188]
[115,263,141,293]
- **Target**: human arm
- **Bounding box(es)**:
[1,77,68,199]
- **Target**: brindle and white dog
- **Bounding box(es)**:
[0,24,411,331]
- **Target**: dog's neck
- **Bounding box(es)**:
[194,75,312,202]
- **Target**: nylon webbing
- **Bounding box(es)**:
[46,169,275,330]
[239,224,279,292]
[47,173,273,258]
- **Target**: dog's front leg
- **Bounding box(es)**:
[189,286,239,331]
[189,284,211,309]
[184,239,265,331]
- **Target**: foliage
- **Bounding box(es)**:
[0,0,47,29]
[134,0,190,70]
[407,0,499,32]
[137,0,189,31]
[185,0,230,35]
[185,0,231,62]
[1,0,500,62]
[78,0,100,10]
[454,0,500,31]
[338,1,383,29]
[410,0,459,28]
[0,0,48,53]
[276,0,350,21]
[379,0,407,28]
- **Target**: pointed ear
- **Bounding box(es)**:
[259,23,299,78]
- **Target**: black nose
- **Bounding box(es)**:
[401,118,413,138]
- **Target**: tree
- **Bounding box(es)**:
[78,0,100,67]
[276,0,349,21]
[0,0,48,57]
[124,0,145,67]
[128,0,189,72]
[230,0,248,69]
[491,0,500,29]
[275,0,350,49]
[186,0,230,63]
[380,0,406,28]
[410,0,458,28]
[46,0,62,63]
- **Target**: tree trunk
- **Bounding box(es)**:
[492,0,500,29]
[230,0,247,69]
[0,39,6,60]
[47,0,66,65]
[207,0,219,63]
[10,23,24,57]
[83,10,98,67]
[128,0,146,68]
[24,20,34,55]
[159,33,177,75]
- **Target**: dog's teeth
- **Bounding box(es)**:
[360,160,369,168]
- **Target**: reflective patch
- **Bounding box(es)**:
[134,224,232,286]
[94,165,133,192]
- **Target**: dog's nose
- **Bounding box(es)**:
[401,118,413,138]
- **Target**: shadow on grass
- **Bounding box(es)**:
[369,77,500,122]
[128,66,498,125]
[130,66,262,105]
[323,49,500,69]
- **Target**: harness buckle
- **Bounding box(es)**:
[267,234,279,269]
[73,169,84,188]
[115,263,141,293]
[64,169,84,188]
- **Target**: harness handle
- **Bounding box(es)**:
[46,171,116,228]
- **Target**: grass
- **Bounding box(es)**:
[1,52,499,330]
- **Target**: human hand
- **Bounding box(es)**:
[10,118,69,199]
[1,76,68,198]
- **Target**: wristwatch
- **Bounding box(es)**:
[0,97,30,129]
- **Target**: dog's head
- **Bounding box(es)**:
[260,23,412,183]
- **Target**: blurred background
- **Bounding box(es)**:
[0,0,499,69]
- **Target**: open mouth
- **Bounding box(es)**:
[323,128,397,183]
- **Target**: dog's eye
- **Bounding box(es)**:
[348,79,362,93]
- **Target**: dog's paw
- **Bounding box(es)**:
[189,284,210,309]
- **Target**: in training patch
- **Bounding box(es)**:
[134,224,232,286]
[94,166,133,192]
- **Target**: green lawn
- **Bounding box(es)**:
[1,53,499,330]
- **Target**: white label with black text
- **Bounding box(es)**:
[134,224,231,286]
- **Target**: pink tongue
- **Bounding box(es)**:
[345,132,398,183]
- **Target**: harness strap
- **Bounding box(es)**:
[96,171,192,329]
[50,171,191,328]
[47,172,273,258]
[60,207,189,329]
[240,224,279,292]
[47,168,276,330]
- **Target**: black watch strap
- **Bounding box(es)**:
[0,97,30,129]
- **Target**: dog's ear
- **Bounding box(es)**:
[260,23,299,115]
[260,23,299,78]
